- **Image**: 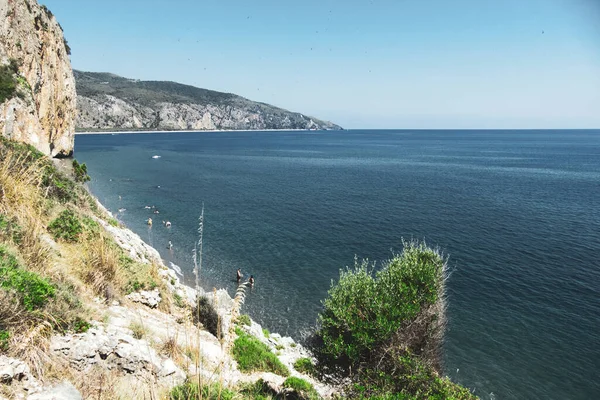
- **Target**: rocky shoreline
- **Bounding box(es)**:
[0,196,336,399]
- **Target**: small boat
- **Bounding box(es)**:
[152,155,161,159]
[147,218,153,226]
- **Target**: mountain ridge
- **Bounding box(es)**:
[75,70,342,132]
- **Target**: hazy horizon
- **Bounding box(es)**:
[44,0,600,129]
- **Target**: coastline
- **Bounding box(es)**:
[87,191,337,397]
[75,128,340,135]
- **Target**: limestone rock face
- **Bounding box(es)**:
[74,70,342,132]
[0,0,76,157]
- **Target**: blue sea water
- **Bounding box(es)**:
[74,129,600,400]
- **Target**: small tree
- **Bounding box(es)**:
[72,159,90,182]
[317,240,447,370]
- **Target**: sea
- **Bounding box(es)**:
[74,129,600,400]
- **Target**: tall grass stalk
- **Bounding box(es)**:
[192,204,204,400]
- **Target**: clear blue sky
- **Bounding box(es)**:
[43,0,600,129]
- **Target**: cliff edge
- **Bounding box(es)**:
[0,0,76,157]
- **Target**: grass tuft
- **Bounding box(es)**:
[232,328,289,376]
[294,357,316,376]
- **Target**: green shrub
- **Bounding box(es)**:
[0,213,23,244]
[283,377,320,400]
[0,330,9,352]
[237,314,251,326]
[349,353,476,399]
[318,240,445,365]
[239,379,277,399]
[294,357,316,376]
[71,317,91,333]
[233,328,290,376]
[72,159,90,183]
[262,328,270,337]
[48,209,83,242]
[170,381,236,400]
[0,246,55,311]
[0,63,17,103]
[108,218,118,227]
[192,296,220,338]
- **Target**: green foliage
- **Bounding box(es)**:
[262,328,270,338]
[173,293,185,308]
[63,38,71,55]
[72,159,91,183]
[71,317,91,333]
[108,218,119,227]
[233,329,290,376]
[0,213,23,244]
[0,246,55,311]
[294,357,316,376]
[318,240,445,364]
[170,382,236,400]
[0,330,9,352]
[40,4,53,18]
[283,377,321,400]
[238,314,251,326]
[48,209,83,242]
[0,63,17,103]
[42,164,77,203]
[192,296,220,338]
[349,354,476,400]
[238,379,276,399]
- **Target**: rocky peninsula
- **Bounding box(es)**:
[74,71,342,132]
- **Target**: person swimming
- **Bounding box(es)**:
[248,275,255,286]
[236,268,243,282]
[167,240,173,250]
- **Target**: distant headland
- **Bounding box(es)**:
[74,70,342,132]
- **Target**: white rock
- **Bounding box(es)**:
[0,364,15,383]
[126,289,161,308]
[27,381,82,400]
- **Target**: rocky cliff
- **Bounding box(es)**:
[0,0,76,157]
[75,70,342,131]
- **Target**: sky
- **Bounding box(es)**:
[42,0,600,129]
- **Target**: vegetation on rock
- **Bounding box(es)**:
[232,327,290,376]
[0,59,19,103]
[71,159,90,182]
[192,295,220,338]
[48,209,83,242]
[313,240,475,399]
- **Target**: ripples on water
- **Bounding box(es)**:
[75,130,600,400]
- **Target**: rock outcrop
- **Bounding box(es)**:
[74,70,342,131]
[0,0,76,157]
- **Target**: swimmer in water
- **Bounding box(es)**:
[248,275,255,286]
[236,268,243,282]
[167,240,173,250]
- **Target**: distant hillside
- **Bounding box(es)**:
[74,70,342,131]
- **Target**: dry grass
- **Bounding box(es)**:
[75,232,123,300]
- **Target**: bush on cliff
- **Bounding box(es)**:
[0,245,55,311]
[72,159,90,183]
[192,295,220,338]
[48,209,83,242]
[315,240,475,399]
[0,61,18,103]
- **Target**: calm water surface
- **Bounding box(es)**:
[75,130,600,400]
